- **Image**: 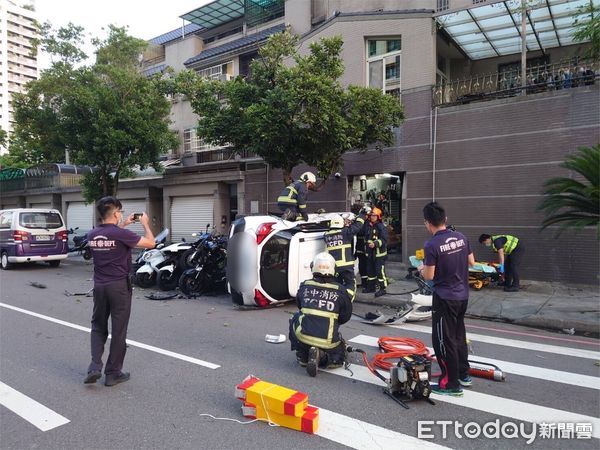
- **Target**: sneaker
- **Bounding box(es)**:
[374,289,387,298]
[459,376,473,387]
[83,370,102,384]
[104,372,130,387]
[432,385,463,397]
[306,347,319,377]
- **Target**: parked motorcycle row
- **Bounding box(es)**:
[131,226,228,297]
[67,227,92,260]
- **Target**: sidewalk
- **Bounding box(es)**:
[354,262,600,336]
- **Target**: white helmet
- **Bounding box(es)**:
[300,172,316,183]
[311,252,336,277]
[329,214,344,229]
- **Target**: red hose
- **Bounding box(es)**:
[372,337,431,371]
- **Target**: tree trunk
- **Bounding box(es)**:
[282,167,292,186]
[101,172,108,197]
[112,170,120,198]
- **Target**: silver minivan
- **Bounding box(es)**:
[0,208,69,269]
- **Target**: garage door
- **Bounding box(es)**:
[120,199,147,236]
[170,196,214,242]
[29,202,52,209]
[66,202,94,234]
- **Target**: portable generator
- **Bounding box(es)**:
[385,354,435,409]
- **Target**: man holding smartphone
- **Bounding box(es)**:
[84,197,155,387]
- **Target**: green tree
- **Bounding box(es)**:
[573,2,600,59]
[0,127,6,148]
[12,23,178,202]
[175,32,404,184]
[538,145,600,236]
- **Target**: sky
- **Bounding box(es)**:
[32,0,213,68]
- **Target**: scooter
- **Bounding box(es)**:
[132,229,171,288]
[67,227,91,260]
[155,240,194,290]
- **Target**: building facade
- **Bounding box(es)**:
[2,0,598,282]
[0,0,37,153]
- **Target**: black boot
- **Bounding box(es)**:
[362,280,375,293]
[307,347,319,377]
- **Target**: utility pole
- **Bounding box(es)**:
[521,0,527,94]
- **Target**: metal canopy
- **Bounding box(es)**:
[181,0,245,29]
[436,0,598,60]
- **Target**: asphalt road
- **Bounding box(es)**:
[1,257,599,449]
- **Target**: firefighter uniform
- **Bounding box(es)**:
[355,230,368,289]
[277,180,309,221]
[364,221,388,293]
[323,216,365,301]
[491,234,524,290]
[289,277,353,367]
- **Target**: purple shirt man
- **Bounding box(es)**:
[87,224,141,285]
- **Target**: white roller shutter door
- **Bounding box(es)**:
[119,199,147,236]
[66,202,94,234]
[29,202,52,209]
[170,196,214,242]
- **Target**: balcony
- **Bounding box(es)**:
[0,165,92,193]
[181,147,258,166]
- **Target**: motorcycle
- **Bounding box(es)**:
[156,240,194,290]
[135,237,192,290]
[67,227,91,260]
[131,228,170,275]
[178,224,214,270]
[178,234,227,297]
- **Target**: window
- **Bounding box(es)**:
[366,38,402,98]
[0,212,12,229]
[437,0,449,12]
[183,127,224,153]
[259,233,290,300]
[197,61,233,80]
[19,212,63,229]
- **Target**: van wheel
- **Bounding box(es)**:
[49,260,61,268]
[1,252,14,270]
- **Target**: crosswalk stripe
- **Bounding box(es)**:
[0,381,70,431]
[386,324,600,360]
[348,334,600,390]
[323,365,600,439]
[0,302,220,370]
[317,407,449,449]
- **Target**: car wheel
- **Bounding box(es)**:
[49,260,61,268]
[135,272,156,288]
[1,252,14,270]
[157,270,179,291]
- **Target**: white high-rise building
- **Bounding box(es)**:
[0,0,37,153]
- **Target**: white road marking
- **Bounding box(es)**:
[323,365,600,439]
[317,407,449,449]
[349,334,600,390]
[0,302,220,370]
[387,323,600,361]
[0,381,70,431]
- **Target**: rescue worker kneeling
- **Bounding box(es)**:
[277,172,316,221]
[289,252,353,377]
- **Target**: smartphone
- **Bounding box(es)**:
[133,213,142,221]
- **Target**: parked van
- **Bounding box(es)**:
[0,208,69,269]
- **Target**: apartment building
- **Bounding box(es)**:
[2,0,598,282]
[0,0,37,152]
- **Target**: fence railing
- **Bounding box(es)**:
[0,174,84,192]
[433,58,600,107]
[195,147,257,164]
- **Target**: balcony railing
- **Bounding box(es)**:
[195,147,257,164]
[433,59,600,107]
[0,174,84,192]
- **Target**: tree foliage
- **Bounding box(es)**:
[11,23,178,202]
[175,32,404,184]
[573,2,600,59]
[538,145,600,237]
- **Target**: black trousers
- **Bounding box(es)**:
[356,253,368,285]
[366,255,387,289]
[289,319,345,366]
[88,278,132,376]
[432,293,469,390]
[505,245,524,288]
[336,268,356,301]
[277,203,305,221]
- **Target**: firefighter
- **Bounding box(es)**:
[363,207,388,297]
[478,233,525,292]
[277,172,316,221]
[289,252,353,377]
[323,212,366,301]
[355,207,371,289]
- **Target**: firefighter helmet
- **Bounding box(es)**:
[311,252,336,277]
[370,207,382,219]
[300,172,316,183]
[329,214,344,229]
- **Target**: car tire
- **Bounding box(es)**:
[135,272,156,288]
[1,252,14,270]
[157,270,179,291]
[49,260,61,268]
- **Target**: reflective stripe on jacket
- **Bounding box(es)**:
[292,277,352,349]
[364,221,388,258]
[492,234,519,255]
[324,217,365,268]
[277,180,307,209]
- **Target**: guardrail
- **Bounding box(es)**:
[0,174,84,192]
[433,59,600,107]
